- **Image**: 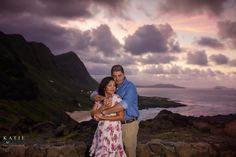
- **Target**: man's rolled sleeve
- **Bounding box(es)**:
[119,100,128,109]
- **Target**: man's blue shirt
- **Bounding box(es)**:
[116,78,139,121]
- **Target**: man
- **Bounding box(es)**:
[91,64,139,157]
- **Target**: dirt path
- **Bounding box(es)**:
[65,111,91,123]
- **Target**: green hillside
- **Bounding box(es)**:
[0,31,98,133]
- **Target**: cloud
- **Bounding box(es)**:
[79,49,135,65]
[138,54,177,64]
[87,64,111,76]
[0,16,121,55]
[87,63,138,76]
[158,0,229,17]
[141,65,224,78]
[209,54,229,65]
[90,25,121,56]
[136,4,152,17]
[0,0,128,19]
[124,24,181,55]
[187,50,208,66]
[0,15,76,53]
[0,0,92,19]
[229,59,236,66]
[92,0,129,19]
[196,37,225,49]
[218,20,236,49]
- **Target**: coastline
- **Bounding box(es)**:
[65,111,91,123]
[66,95,187,123]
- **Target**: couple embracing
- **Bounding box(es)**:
[89,65,139,157]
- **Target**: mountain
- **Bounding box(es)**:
[0,31,98,100]
[0,31,98,131]
[137,84,185,88]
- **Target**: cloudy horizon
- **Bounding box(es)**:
[1,0,236,88]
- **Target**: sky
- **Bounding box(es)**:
[1,0,236,88]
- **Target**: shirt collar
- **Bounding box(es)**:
[117,77,128,88]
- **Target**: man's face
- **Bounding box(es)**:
[112,71,125,85]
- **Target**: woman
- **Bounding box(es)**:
[90,77,127,157]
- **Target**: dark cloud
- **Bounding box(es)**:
[158,0,229,17]
[0,0,92,19]
[0,15,121,55]
[187,50,208,66]
[0,15,73,53]
[124,24,181,55]
[93,0,129,19]
[218,20,236,49]
[0,0,128,19]
[209,54,229,65]
[229,59,236,66]
[90,25,121,56]
[139,54,177,64]
[196,37,225,49]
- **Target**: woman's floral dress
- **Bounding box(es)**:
[90,94,127,157]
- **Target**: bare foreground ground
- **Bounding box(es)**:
[65,111,91,123]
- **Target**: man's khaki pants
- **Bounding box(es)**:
[122,120,139,157]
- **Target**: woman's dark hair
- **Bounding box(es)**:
[98,76,114,96]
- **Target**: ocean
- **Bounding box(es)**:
[138,88,236,121]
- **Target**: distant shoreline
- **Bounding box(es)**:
[137,84,185,88]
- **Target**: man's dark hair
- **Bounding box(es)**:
[111,64,124,75]
[98,76,114,96]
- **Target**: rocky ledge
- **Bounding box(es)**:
[1,110,236,157]
[138,110,236,157]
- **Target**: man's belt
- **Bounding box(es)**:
[121,117,138,124]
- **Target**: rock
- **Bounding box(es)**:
[61,145,78,157]
[47,146,61,157]
[74,142,87,157]
[140,110,191,134]
[149,143,164,154]
[192,121,211,133]
[0,145,26,157]
[161,142,176,157]
[8,145,25,157]
[175,142,192,157]
[25,145,46,157]
[175,142,217,157]
[47,145,79,157]
[224,119,236,137]
[136,143,152,157]
[221,151,236,157]
[210,128,225,135]
[31,121,56,133]
[0,145,10,157]
[53,124,67,137]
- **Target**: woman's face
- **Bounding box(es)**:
[105,80,116,96]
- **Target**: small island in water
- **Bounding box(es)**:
[213,86,235,90]
[137,83,185,88]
